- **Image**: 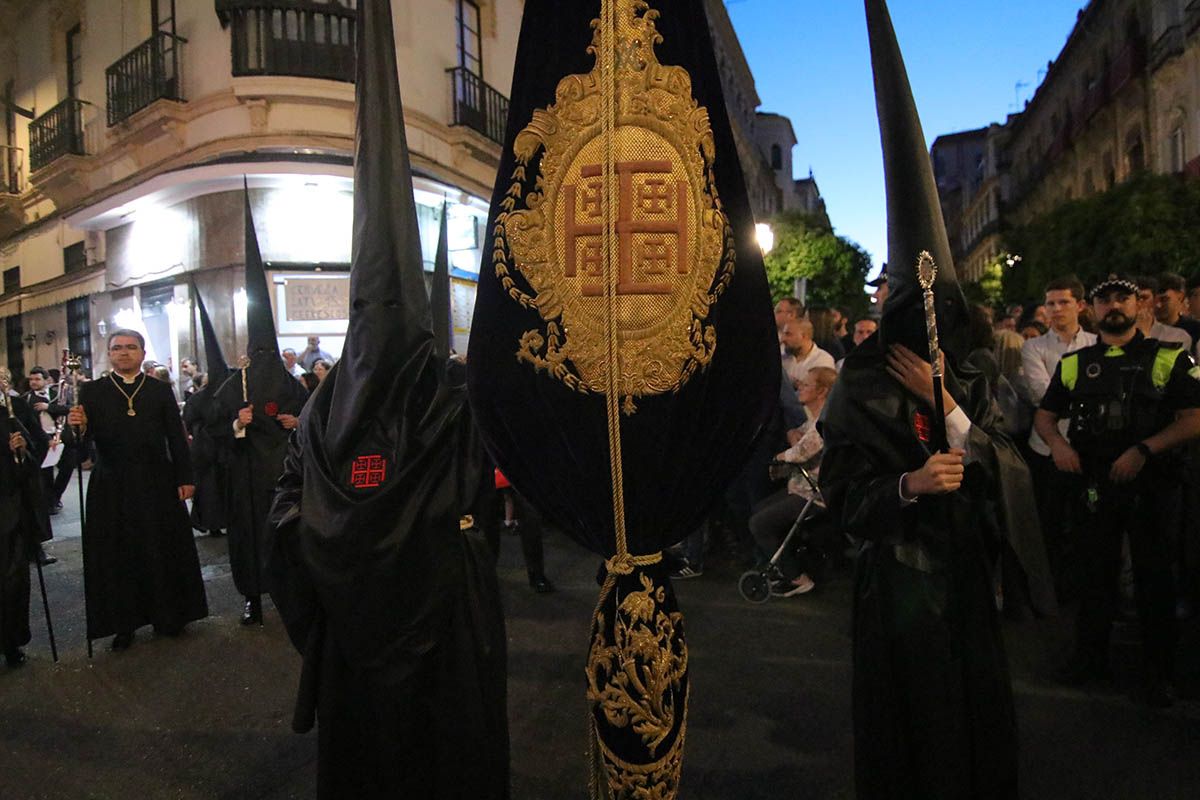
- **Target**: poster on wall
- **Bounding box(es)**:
[283,276,351,322]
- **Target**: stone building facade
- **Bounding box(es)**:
[933,0,1200,285]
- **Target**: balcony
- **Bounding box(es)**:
[106,31,186,126]
[1150,24,1185,71]
[217,0,357,83]
[29,98,85,172]
[1109,38,1147,94]
[447,66,509,146]
[0,149,22,236]
[1077,75,1110,125]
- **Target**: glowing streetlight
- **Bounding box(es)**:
[755,223,775,255]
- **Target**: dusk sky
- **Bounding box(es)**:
[725,0,1090,276]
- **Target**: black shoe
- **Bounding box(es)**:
[241,596,263,626]
[5,648,26,667]
[1056,653,1109,686]
[35,547,57,566]
[49,502,63,516]
[110,632,135,652]
[529,575,556,594]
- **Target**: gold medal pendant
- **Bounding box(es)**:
[111,373,145,420]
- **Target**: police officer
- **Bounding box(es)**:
[1035,274,1200,707]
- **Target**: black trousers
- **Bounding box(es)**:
[39,446,76,506]
[1074,472,1178,681]
[483,488,546,580]
[1027,450,1084,593]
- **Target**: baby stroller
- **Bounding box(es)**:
[738,464,824,604]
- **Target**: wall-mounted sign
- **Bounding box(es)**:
[283,276,350,322]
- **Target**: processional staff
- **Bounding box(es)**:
[917,251,949,454]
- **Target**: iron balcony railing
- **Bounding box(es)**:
[106,31,186,126]
[218,0,357,83]
[29,98,85,172]
[447,66,509,146]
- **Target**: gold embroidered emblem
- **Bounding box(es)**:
[495,0,734,414]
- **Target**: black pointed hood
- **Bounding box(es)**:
[866,0,968,360]
[431,203,452,360]
[322,0,432,458]
[191,280,228,378]
[243,180,280,360]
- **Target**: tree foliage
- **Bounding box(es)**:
[762,211,874,316]
[1003,173,1200,304]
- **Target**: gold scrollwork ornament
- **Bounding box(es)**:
[587,572,689,799]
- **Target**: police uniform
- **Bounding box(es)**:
[1040,330,1200,686]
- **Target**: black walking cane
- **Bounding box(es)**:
[62,359,94,660]
[916,251,949,453]
[1,383,59,662]
[75,433,91,659]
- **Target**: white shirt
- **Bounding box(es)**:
[782,344,836,389]
[1021,326,1097,456]
[1149,321,1192,354]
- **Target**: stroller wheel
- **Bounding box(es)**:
[738,570,771,604]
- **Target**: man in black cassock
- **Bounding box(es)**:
[1,373,50,667]
[67,330,208,651]
[817,3,1053,798]
[211,189,308,626]
[268,2,508,796]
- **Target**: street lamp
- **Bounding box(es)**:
[755,223,775,255]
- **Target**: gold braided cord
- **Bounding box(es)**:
[600,0,628,560]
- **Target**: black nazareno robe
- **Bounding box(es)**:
[1,396,48,654]
[182,381,230,534]
[75,374,208,638]
[268,363,508,799]
[210,367,306,599]
[819,338,1051,800]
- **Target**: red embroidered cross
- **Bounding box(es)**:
[913,412,931,444]
[350,455,387,489]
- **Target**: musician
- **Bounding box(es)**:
[25,365,74,531]
[66,329,208,651]
[1,369,49,667]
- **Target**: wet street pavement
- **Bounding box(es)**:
[2,474,1199,799]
